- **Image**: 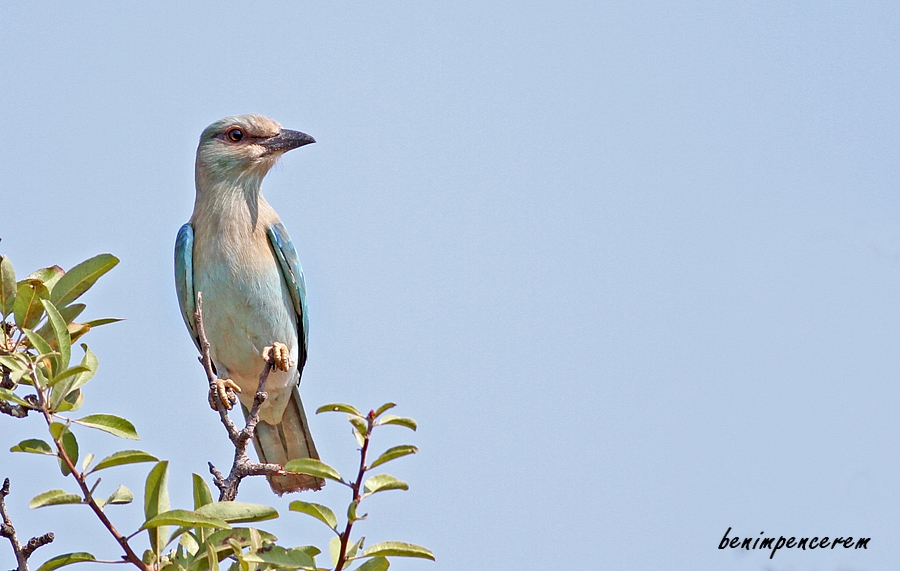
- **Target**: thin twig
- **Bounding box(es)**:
[194,293,239,441]
[334,410,376,571]
[0,478,54,571]
[30,366,150,571]
[194,293,287,501]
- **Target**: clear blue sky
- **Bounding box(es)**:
[2,2,900,569]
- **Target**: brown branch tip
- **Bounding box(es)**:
[1,477,54,571]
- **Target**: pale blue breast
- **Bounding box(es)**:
[192,225,299,409]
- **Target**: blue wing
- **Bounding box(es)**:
[267,222,309,370]
[175,223,200,351]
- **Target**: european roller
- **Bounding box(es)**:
[175,114,321,494]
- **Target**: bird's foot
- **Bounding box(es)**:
[262,342,293,372]
[209,378,241,411]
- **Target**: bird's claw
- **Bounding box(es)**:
[262,342,293,372]
[209,378,241,411]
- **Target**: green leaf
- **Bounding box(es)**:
[0,255,15,317]
[106,485,133,505]
[50,344,97,410]
[32,363,51,390]
[329,536,341,568]
[35,552,96,571]
[361,542,434,561]
[6,368,28,386]
[0,387,33,409]
[199,528,279,563]
[283,458,343,482]
[23,328,56,376]
[91,450,158,473]
[349,415,369,438]
[363,474,408,495]
[196,501,278,524]
[142,509,230,530]
[297,545,320,558]
[369,445,418,469]
[374,402,396,418]
[140,549,154,567]
[145,461,171,556]
[42,299,71,371]
[205,541,218,571]
[14,279,49,330]
[83,317,123,328]
[26,266,65,289]
[244,525,258,551]
[316,402,362,416]
[347,499,366,523]
[81,453,94,472]
[377,415,417,431]
[58,427,79,476]
[67,323,91,344]
[73,414,139,440]
[243,546,315,569]
[288,500,337,531]
[49,421,66,440]
[34,304,85,345]
[347,536,364,560]
[355,556,390,571]
[163,526,197,552]
[48,365,92,387]
[179,532,200,556]
[0,354,26,373]
[192,474,214,509]
[70,345,98,387]
[29,489,82,508]
[56,389,83,412]
[58,303,86,324]
[0,358,28,385]
[50,254,119,307]
[10,438,53,455]
[33,351,60,364]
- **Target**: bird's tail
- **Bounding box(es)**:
[245,386,324,495]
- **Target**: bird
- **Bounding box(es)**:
[175,114,322,494]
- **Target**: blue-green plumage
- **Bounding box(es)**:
[175,223,198,350]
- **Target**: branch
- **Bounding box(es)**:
[30,367,150,571]
[194,293,287,501]
[0,477,54,571]
[0,399,30,419]
[334,409,376,571]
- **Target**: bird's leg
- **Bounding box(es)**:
[209,378,242,411]
[262,342,293,372]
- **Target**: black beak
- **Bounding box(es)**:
[261,129,316,154]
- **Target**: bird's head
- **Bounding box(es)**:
[195,114,315,185]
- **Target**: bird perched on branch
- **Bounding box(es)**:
[175,114,321,494]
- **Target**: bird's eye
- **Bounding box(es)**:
[226,128,244,142]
